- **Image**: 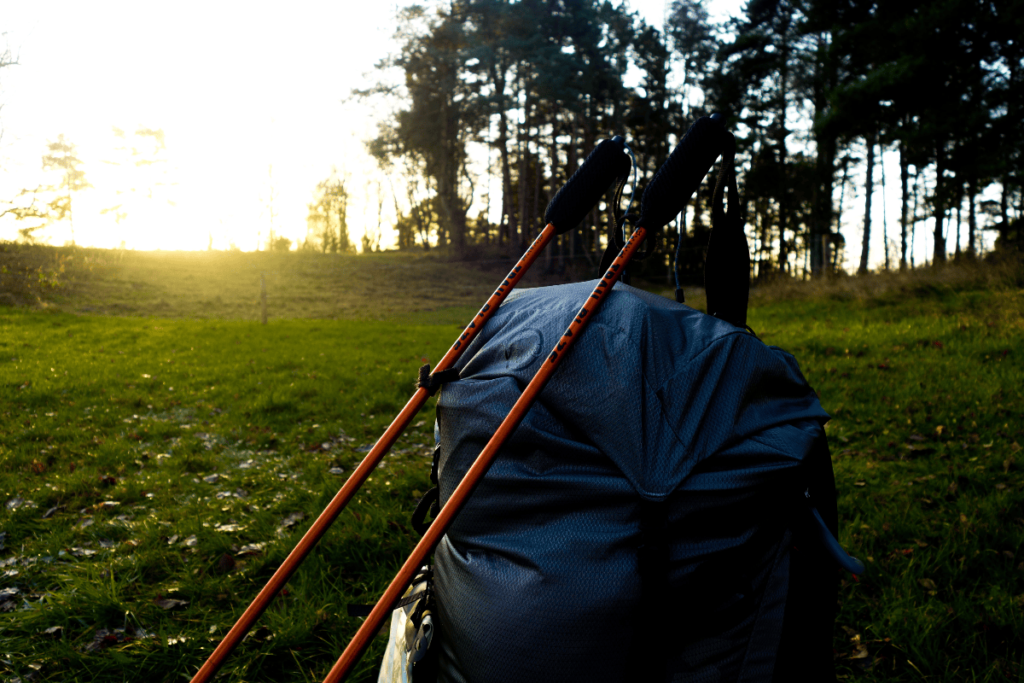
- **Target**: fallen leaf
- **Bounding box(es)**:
[849,643,870,660]
[82,628,132,652]
[280,512,305,529]
[918,578,937,590]
[236,542,266,557]
[995,483,1007,491]
[217,553,236,573]
[854,481,866,487]
[154,598,189,610]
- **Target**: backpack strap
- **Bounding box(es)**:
[411,443,441,535]
[418,364,460,397]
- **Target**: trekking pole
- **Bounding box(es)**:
[320,115,731,683]
[188,137,630,683]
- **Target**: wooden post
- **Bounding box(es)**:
[260,272,267,325]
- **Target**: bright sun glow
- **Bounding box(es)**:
[0,0,406,252]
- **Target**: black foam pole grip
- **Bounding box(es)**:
[637,115,730,234]
[544,136,631,235]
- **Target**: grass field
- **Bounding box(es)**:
[0,242,585,323]
[1,244,1023,682]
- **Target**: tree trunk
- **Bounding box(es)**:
[810,131,835,276]
[758,197,771,279]
[899,142,909,270]
[859,135,875,274]
[532,129,542,245]
[881,142,889,271]
[999,173,1010,246]
[810,32,836,277]
[968,177,977,256]
[777,140,789,274]
[933,144,947,263]
[516,82,531,251]
[490,63,517,257]
[911,168,919,268]
[835,157,849,273]
[546,129,559,273]
[955,191,962,257]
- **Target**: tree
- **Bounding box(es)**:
[41,135,91,245]
[267,235,292,252]
[366,0,642,262]
[6,136,90,244]
[305,170,353,254]
[371,3,482,258]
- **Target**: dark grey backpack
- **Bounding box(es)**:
[409,281,854,683]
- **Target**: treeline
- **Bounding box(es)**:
[364,0,1023,280]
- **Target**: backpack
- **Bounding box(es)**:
[404,280,844,683]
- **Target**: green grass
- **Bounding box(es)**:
[750,288,1024,681]
[1,250,1023,681]
[0,242,574,321]
[0,311,456,682]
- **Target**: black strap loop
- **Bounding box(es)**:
[411,487,440,535]
[411,444,442,535]
[598,211,638,277]
[704,133,751,329]
[346,570,434,618]
[418,364,460,397]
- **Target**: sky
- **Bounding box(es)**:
[0,0,970,270]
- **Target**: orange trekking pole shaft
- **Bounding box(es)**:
[189,137,631,683]
[321,114,733,682]
[324,226,649,683]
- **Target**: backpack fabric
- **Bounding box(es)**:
[432,280,839,683]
